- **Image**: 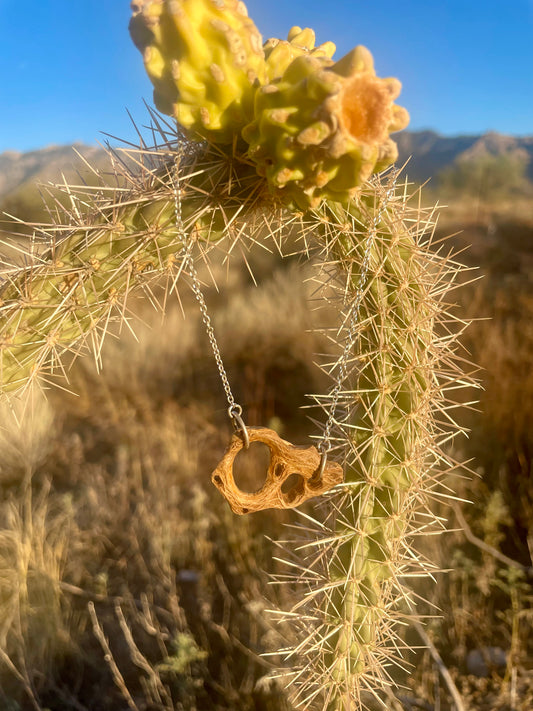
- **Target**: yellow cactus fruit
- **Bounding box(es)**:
[242,45,410,209]
[263,25,336,82]
[129,0,266,143]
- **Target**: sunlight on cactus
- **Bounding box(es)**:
[0,1,473,708]
[270,185,470,708]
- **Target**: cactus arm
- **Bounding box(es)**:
[0,148,262,392]
[290,190,441,707]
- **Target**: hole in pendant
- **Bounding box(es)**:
[213,475,222,486]
[273,462,285,478]
[281,472,305,504]
[233,441,271,494]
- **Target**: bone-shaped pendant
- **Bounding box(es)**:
[211,427,344,515]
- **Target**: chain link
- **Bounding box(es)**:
[185,253,240,414]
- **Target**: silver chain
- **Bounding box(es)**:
[171,161,249,447]
[171,157,397,464]
[317,176,397,462]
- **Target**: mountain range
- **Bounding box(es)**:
[395,130,533,185]
[0,144,105,205]
[0,131,532,208]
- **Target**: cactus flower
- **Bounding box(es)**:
[242,43,410,209]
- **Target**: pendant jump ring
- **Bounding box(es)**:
[228,406,249,450]
[317,440,331,455]
[315,440,331,480]
[316,450,329,479]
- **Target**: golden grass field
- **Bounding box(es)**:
[0,184,532,710]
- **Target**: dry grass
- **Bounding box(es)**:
[0,251,326,710]
[0,194,532,709]
[400,211,533,711]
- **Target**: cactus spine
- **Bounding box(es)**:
[0,2,468,709]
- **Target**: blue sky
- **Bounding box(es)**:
[1,0,532,152]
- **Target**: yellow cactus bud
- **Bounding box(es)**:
[243,42,409,209]
[263,25,336,82]
[129,0,266,143]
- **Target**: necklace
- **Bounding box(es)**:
[171,158,396,514]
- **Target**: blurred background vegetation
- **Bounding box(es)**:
[0,131,532,710]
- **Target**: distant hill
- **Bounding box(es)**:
[0,144,113,232]
[395,130,533,185]
[1,131,532,215]
[0,144,107,203]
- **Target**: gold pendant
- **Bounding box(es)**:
[211,427,344,515]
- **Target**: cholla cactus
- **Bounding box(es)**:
[0,1,470,709]
[276,183,463,709]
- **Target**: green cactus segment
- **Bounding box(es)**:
[0,202,177,392]
[0,149,262,393]
[242,44,409,210]
[129,0,266,143]
[282,186,447,709]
